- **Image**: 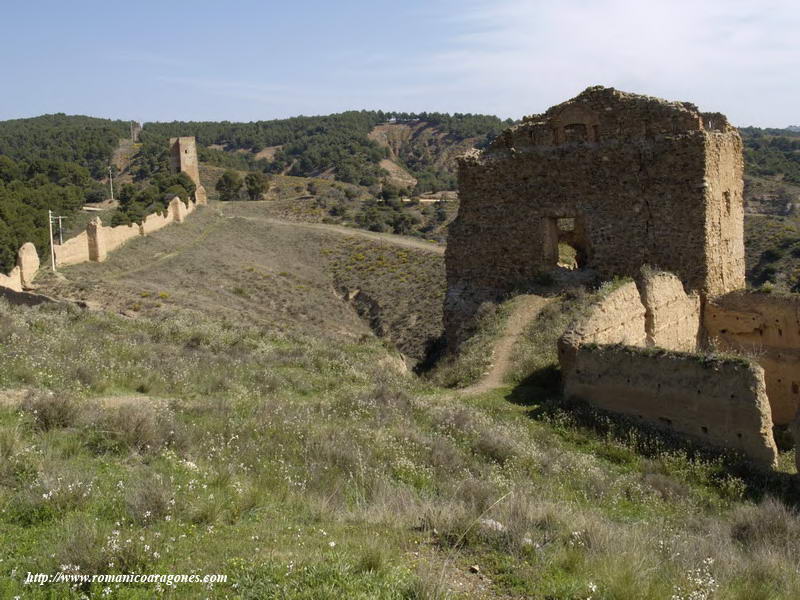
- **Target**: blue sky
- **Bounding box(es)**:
[0,0,797,126]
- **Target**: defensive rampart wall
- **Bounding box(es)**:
[0,197,201,290]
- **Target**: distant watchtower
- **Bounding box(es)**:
[169,137,201,187]
[168,136,207,204]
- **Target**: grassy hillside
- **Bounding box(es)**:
[3,202,800,598]
[34,205,369,337]
[741,126,800,184]
[739,128,800,291]
[329,235,445,366]
[5,112,800,598]
[200,164,457,243]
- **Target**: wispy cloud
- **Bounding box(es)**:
[421,0,800,125]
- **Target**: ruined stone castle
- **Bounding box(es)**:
[446,87,800,468]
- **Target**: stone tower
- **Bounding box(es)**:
[169,136,207,204]
[445,86,745,345]
[169,136,201,186]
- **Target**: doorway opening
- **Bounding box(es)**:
[546,216,590,270]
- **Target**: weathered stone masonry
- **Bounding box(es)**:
[705,292,800,427]
[170,136,208,205]
[557,272,775,467]
[445,86,744,343]
[445,87,798,466]
[566,345,777,467]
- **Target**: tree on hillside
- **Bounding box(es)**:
[434,200,447,224]
[391,212,419,235]
[245,172,270,201]
[216,170,243,201]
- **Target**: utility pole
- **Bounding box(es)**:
[54,216,67,245]
[108,165,114,201]
[48,210,56,272]
[48,212,68,271]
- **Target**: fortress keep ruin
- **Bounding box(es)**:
[446,86,800,468]
[446,86,744,342]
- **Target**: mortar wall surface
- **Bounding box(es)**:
[565,345,777,466]
[99,222,141,254]
[705,292,800,425]
[55,231,90,266]
[0,266,22,292]
[140,210,173,235]
[558,281,647,375]
[17,242,39,289]
[638,271,701,351]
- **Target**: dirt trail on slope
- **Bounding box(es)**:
[217,206,445,255]
[461,295,552,396]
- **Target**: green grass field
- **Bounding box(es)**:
[2,199,800,599]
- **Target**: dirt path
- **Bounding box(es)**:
[461,295,551,395]
[218,208,445,255]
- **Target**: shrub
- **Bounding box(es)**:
[125,471,174,524]
[729,497,800,553]
[85,400,179,455]
[473,427,517,465]
[21,392,82,431]
[53,514,109,573]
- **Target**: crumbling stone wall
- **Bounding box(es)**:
[565,345,777,467]
[195,185,208,205]
[87,218,141,262]
[0,136,209,292]
[555,270,763,460]
[170,196,187,223]
[140,210,173,235]
[637,270,701,352]
[0,266,22,292]
[445,86,744,344]
[705,292,800,426]
[86,199,196,264]
[0,243,44,291]
[17,243,39,289]
[56,231,91,266]
[559,270,701,373]
[443,86,800,469]
[558,281,647,374]
[0,195,203,291]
